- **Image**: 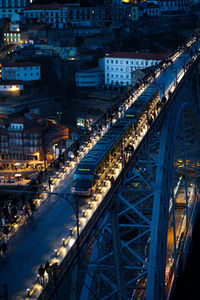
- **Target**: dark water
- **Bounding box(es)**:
[172,213,200,300]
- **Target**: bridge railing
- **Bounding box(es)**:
[38,48,200,300]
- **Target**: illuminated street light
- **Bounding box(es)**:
[27,288,30,297]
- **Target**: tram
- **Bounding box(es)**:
[72,87,160,196]
[72,36,200,196]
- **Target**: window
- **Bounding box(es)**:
[120,60,123,64]
[111,60,113,64]
[116,60,118,64]
[126,60,128,64]
[24,73,27,76]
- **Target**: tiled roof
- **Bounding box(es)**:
[106,52,169,60]
[25,2,63,10]
[2,61,40,68]
[0,80,23,85]
[12,113,40,124]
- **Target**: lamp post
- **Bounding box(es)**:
[56,112,63,155]
[0,284,8,300]
[50,192,80,297]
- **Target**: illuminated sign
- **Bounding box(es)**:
[78,168,90,171]
[125,114,135,117]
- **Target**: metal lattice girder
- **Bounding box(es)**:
[46,67,199,300]
[75,67,200,300]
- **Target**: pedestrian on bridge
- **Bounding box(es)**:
[110,176,115,185]
[3,225,9,243]
[0,210,5,227]
[30,201,36,217]
[1,241,8,258]
[3,204,9,222]
[38,265,45,285]
[21,193,26,206]
[48,177,52,191]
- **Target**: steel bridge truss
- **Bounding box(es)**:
[75,67,200,300]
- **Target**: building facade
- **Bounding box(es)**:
[0,0,30,19]
[76,68,104,87]
[1,62,41,81]
[129,5,139,21]
[0,114,43,166]
[105,52,169,85]
[24,3,105,29]
[3,31,29,44]
[158,0,190,13]
[141,3,161,17]
[0,114,69,167]
[0,80,23,93]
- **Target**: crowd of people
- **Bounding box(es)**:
[0,193,36,257]
[37,261,60,285]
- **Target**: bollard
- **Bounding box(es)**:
[54,249,58,257]
[62,238,65,246]
[27,288,30,297]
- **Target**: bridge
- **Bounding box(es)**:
[1,36,200,300]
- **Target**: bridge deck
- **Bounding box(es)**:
[0,173,76,299]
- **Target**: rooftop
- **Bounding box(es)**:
[2,61,40,68]
[0,80,23,85]
[25,2,63,10]
[106,52,169,60]
[11,113,41,124]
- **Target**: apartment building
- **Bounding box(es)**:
[24,3,105,29]
[4,31,29,44]
[105,52,169,86]
[0,114,69,167]
[0,0,30,19]
[1,62,41,81]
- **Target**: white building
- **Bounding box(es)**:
[0,80,23,93]
[0,0,30,19]
[1,62,41,81]
[76,68,104,87]
[105,52,169,86]
[157,0,190,13]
